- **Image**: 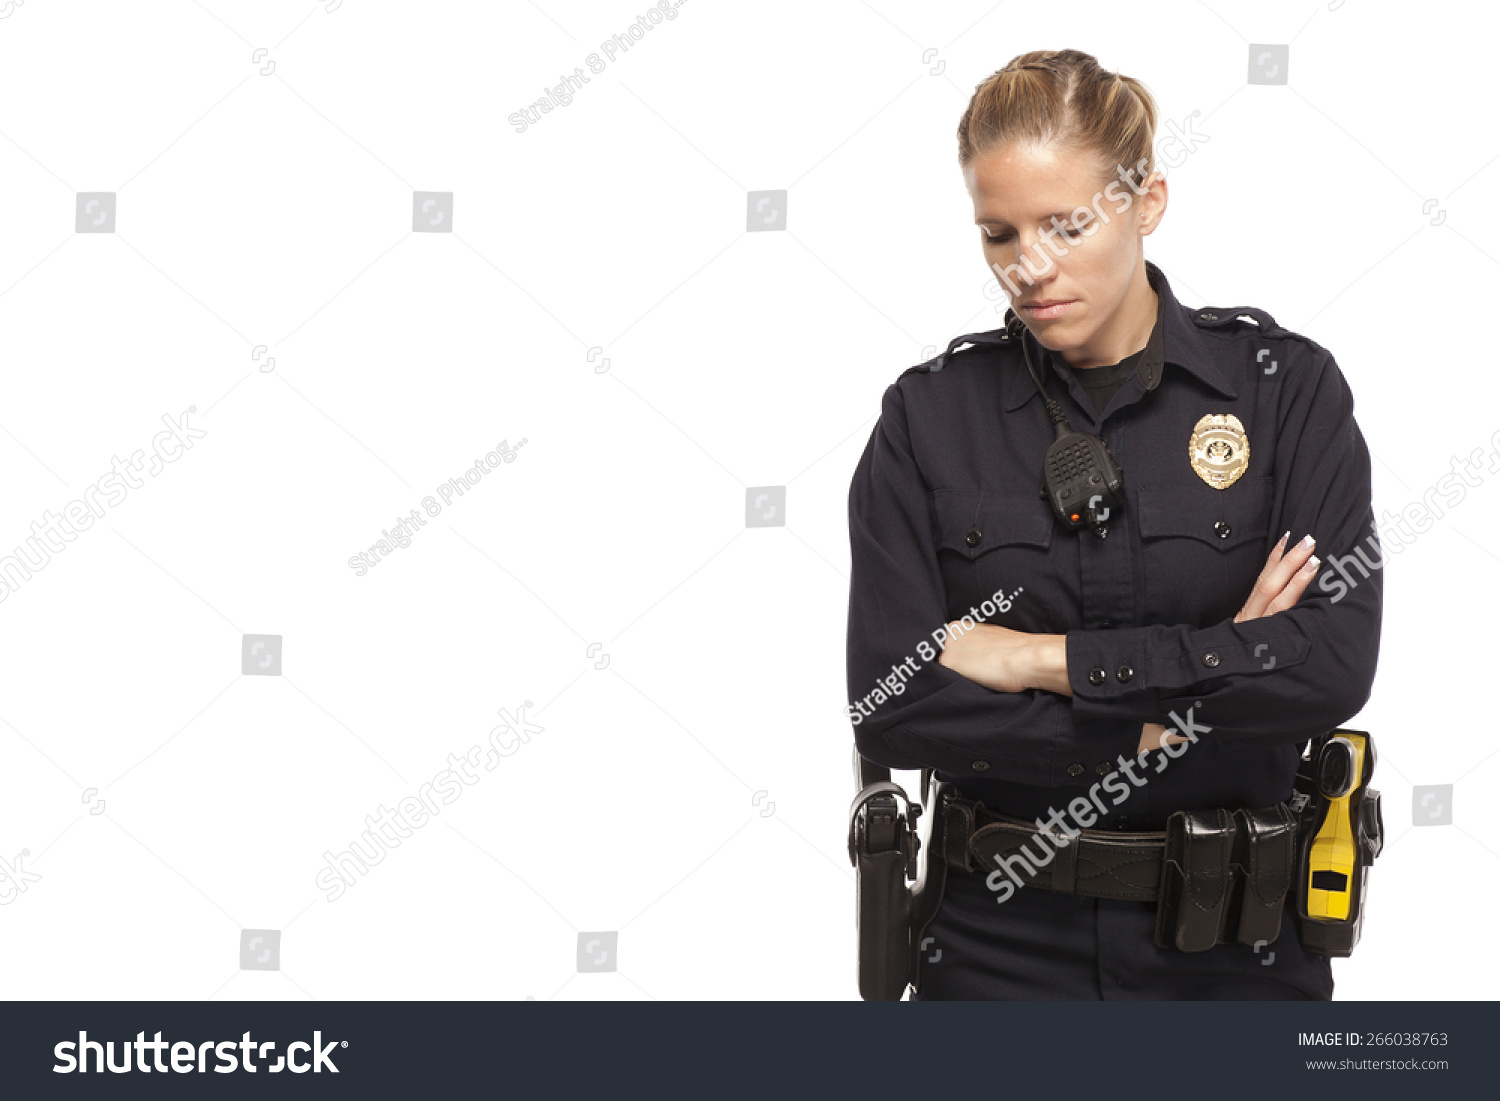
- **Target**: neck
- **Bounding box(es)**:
[1056,266,1156,370]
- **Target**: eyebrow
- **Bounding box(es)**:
[974,212,1079,226]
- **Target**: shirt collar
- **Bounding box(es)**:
[1000,260,1238,412]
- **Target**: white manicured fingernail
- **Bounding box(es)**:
[1301,534,1316,548]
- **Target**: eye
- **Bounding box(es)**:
[983,227,1083,244]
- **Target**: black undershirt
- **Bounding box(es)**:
[1054,346,1147,415]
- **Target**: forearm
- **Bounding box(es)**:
[1024,635,1184,749]
[1026,634,1071,696]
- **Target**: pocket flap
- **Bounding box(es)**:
[1137,476,1272,551]
[929,491,1054,557]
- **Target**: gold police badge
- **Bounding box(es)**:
[1188,413,1250,489]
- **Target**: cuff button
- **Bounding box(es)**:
[1093,761,1111,776]
[1066,763,1085,777]
[1116,665,1133,683]
[1088,666,1106,685]
[971,760,990,771]
[964,529,982,547]
[1202,651,1221,668]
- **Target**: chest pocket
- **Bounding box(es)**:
[929,491,1054,625]
[1136,476,1274,625]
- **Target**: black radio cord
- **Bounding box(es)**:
[1005,313,1072,441]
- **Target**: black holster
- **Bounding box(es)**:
[1288,729,1384,956]
[848,781,915,1000]
[847,751,949,1000]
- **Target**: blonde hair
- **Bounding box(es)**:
[957,49,1159,186]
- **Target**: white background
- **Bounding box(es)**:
[0,0,1495,1001]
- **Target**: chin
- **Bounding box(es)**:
[1034,321,1087,351]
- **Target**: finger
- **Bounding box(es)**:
[1236,532,1292,622]
[1264,553,1321,616]
[1237,532,1316,622]
[1242,537,1302,624]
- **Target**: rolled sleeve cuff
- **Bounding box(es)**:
[1066,621,1312,701]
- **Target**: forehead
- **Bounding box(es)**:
[964,141,1108,218]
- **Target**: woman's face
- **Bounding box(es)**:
[964,140,1164,361]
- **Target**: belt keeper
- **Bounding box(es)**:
[943,798,976,873]
[1048,825,1080,893]
[1155,808,1235,952]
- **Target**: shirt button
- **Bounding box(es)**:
[1199,311,1219,321]
[971,760,990,771]
[1202,651,1222,668]
[1214,520,1232,539]
[1066,763,1085,777]
[1094,523,1109,540]
[1116,665,1134,683]
[965,529,982,547]
[1093,761,1111,776]
[1088,666,1106,685]
[1114,816,1130,830]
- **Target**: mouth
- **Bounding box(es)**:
[1019,299,1076,320]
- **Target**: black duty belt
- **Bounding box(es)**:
[940,793,1301,952]
[847,730,1382,998]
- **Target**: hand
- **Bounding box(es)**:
[1137,533,1320,753]
[1137,721,1187,753]
[1235,531,1319,623]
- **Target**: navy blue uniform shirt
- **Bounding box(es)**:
[845,260,1383,829]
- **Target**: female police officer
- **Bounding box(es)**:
[845,49,1382,999]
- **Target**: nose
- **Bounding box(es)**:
[1011,236,1059,287]
[987,232,1059,300]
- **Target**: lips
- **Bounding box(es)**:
[1020,298,1076,320]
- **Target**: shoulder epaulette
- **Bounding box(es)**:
[898,350,946,380]
[905,326,1014,376]
[1190,305,1285,334]
[1191,305,1328,353]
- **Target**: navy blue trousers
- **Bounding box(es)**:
[911,859,1334,1000]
